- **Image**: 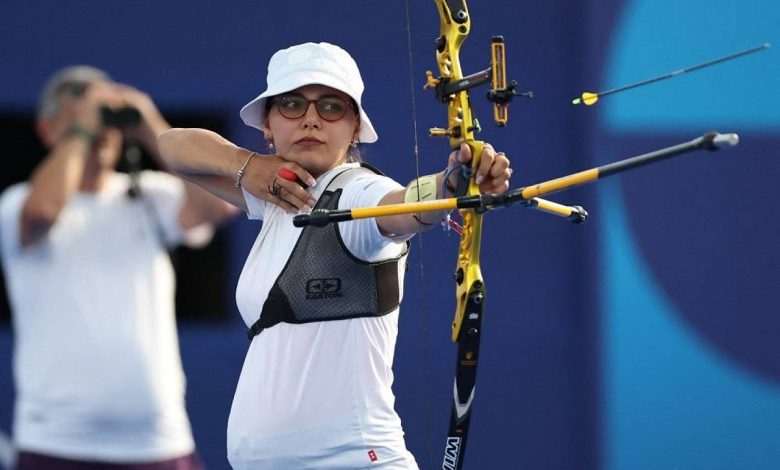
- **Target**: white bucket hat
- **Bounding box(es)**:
[240,42,378,144]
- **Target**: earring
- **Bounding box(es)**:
[268,141,275,151]
[350,141,358,149]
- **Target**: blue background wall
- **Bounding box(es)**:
[0,1,778,469]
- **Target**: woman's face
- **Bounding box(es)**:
[264,84,360,177]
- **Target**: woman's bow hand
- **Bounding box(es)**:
[446,142,512,195]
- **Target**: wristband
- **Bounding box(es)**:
[404,174,439,203]
[65,125,97,144]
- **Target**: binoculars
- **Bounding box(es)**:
[101,106,141,128]
[65,84,141,128]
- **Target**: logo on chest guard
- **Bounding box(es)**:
[306,278,343,299]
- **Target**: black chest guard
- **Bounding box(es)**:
[247,165,409,340]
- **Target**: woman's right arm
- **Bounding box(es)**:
[158,128,315,213]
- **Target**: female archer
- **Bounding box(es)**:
[158,42,512,469]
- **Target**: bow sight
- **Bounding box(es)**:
[425,35,531,134]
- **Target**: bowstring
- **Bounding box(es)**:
[403,1,434,468]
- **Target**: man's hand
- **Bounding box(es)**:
[113,84,170,147]
[59,81,117,139]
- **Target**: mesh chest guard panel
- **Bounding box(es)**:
[248,166,409,340]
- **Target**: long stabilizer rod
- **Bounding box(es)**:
[293,132,738,227]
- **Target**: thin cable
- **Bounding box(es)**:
[404,1,434,468]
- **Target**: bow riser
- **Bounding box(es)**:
[433,0,487,344]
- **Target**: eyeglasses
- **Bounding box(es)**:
[272,94,356,122]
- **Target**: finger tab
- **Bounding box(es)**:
[278,167,297,181]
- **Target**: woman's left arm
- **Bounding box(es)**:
[376,142,511,236]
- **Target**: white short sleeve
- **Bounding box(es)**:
[336,171,410,262]
[241,186,267,220]
[0,183,28,257]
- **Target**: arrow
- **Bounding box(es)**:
[572,43,770,106]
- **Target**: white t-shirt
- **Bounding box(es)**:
[0,171,207,462]
[229,163,419,470]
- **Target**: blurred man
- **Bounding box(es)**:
[0,66,237,469]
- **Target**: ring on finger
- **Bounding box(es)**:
[269,177,283,197]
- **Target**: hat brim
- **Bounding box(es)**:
[239,71,378,144]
